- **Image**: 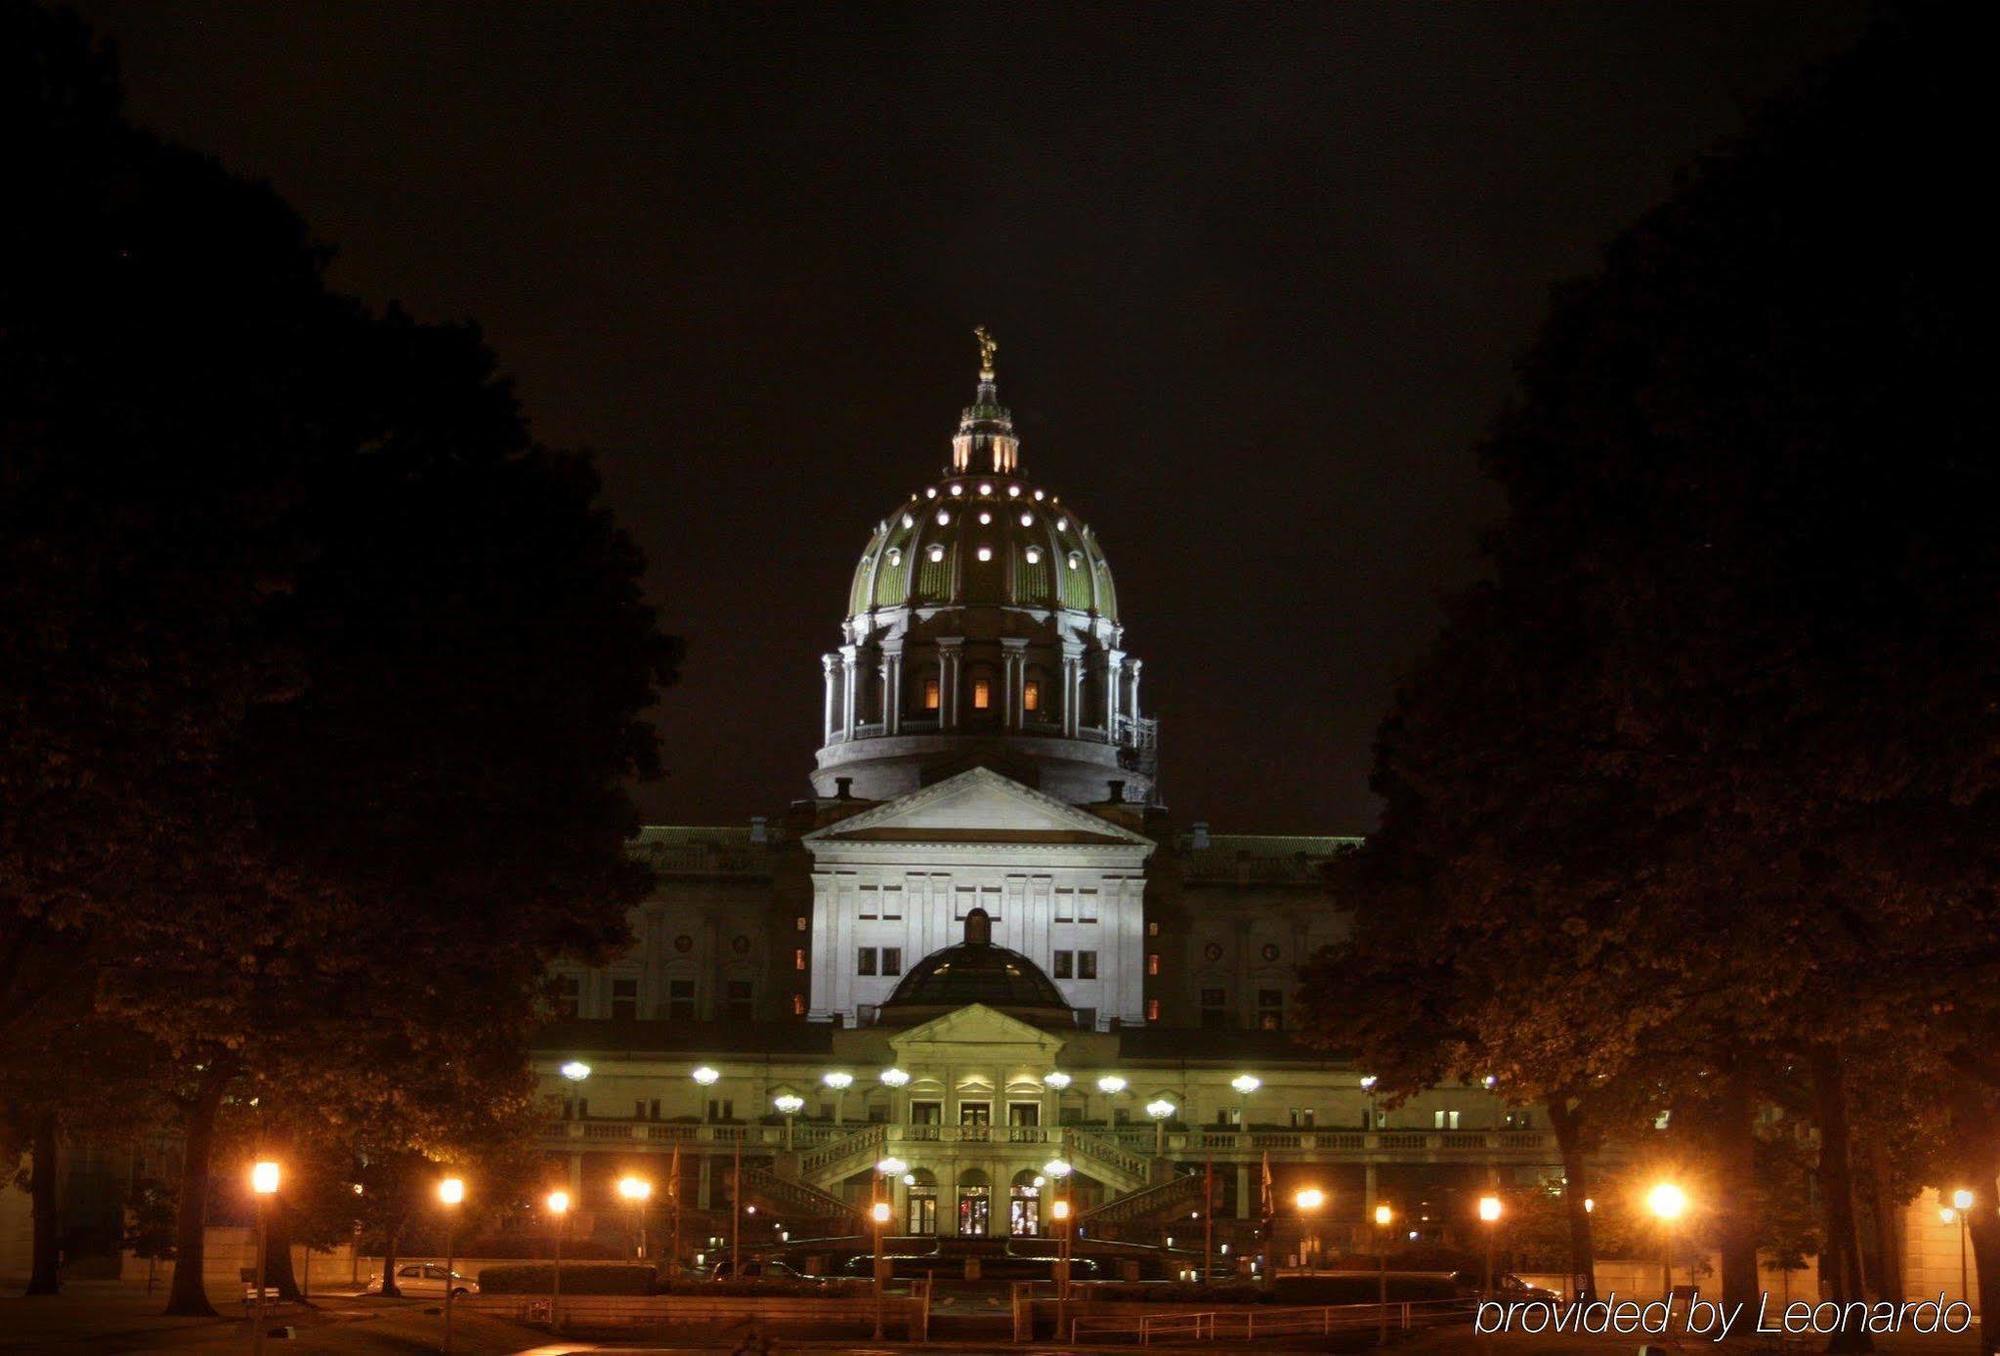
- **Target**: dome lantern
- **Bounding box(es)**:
[952,326,1019,475]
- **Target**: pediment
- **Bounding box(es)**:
[804,767,1152,848]
[889,1002,1068,1054]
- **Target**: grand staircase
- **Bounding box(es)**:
[1076,1168,1203,1235]
[1065,1129,1149,1193]
[797,1122,889,1189]
[743,1165,865,1235]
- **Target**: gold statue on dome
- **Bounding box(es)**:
[974,325,997,379]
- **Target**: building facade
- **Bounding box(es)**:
[538,342,1538,1250]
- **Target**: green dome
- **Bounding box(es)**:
[848,476,1118,622]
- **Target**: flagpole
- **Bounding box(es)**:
[669,1144,682,1280]
[1203,1158,1214,1285]
[731,1137,743,1279]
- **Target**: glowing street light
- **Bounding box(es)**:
[823,1071,854,1124]
[1145,1098,1177,1156]
[879,1067,910,1087]
[774,1092,805,1149]
[617,1175,652,1264]
[1096,1074,1127,1094]
[546,1190,570,1329]
[250,1162,281,1356]
[1231,1075,1262,1095]
[1373,1203,1394,1343]
[438,1177,465,1353]
[1295,1188,1326,1275]
[1478,1195,1503,1300]
[559,1060,591,1081]
[1951,1189,1974,1303]
[1647,1183,1686,1301]
[691,1065,720,1085]
[1045,1071,1073,1089]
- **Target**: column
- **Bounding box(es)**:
[1001,638,1029,731]
[1236,1162,1251,1220]
[937,637,964,731]
[883,642,904,736]
[1103,648,1125,740]
[1127,658,1143,723]
[697,1153,713,1209]
[821,654,840,744]
[1364,1162,1378,1217]
[840,645,859,740]
[1060,642,1084,738]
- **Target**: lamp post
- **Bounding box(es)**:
[1374,1203,1393,1345]
[774,1093,805,1150]
[823,1071,854,1125]
[691,1064,720,1122]
[1646,1183,1686,1304]
[1953,1189,1974,1305]
[1360,1075,1378,1130]
[1046,1156,1074,1342]
[1230,1075,1260,1136]
[1477,1194,1502,1300]
[1146,1098,1177,1158]
[1046,1070,1072,1126]
[1295,1188,1326,1276]
[1095,1075,1127,1129]
[250,1161,280,1356]
[438,1177,465,1354]
[617,1176,652,1260]
[545,1190,569,1330]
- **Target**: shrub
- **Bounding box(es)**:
[478,1263,657,1295]
[656,1277,874,1297]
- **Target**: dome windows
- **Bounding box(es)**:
[976,545,993,562]
[903,513,915,528]
[949,483,964,497]
[978,482,993,495]
[1056,517,1069,532]
[1019,512,1033,526]
[936,510,951,525]
[928,544,946,563]
[1024,546,1042,565]
[886,548,902,566]
[978,510,993,525]
[1067,551,1083,570]
[1033,489,1046,500]
[926,487,937,499]
[1007,485,1021,498]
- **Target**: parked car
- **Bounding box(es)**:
[706,1259,820,1282]
[1451,1271,1560,1302]
[366,1262,478,1297]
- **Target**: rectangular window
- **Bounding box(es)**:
[973,678,992,709]
[960,1101,991,1126]
[1077,888,1099,923]
[882,946,902,976]
[923,678,940,710]
[554,975,580,1020]
[668,979,696,1023]
[1290,1108,1316,1129]
[724,980,753,1022]
[1024,679,1041,711]
[708,1098,733,1122]
[858,946,878,977]
[1147,953,1160,976]
[1147,920,1159,937]
[1216,1108,1242,1127]
[1054,888,1075,923]
[1434,1109,1461,1130]
[794,947,807,971]
[881,884,903,919]
[1078,950,1098,980]
[858,885,879,919]
[911,1100,942,1125]
[1146,997,1160,1021]
[1008,1102,1041,1126]
[792,992,807,1015]
[795,915,808,931]
[611,978,638,1021]
[1053,950,1074,979]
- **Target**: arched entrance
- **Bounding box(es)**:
[955,1167,991,1237]
[1010,1168,1043,1236]
[905,1168,937,1236]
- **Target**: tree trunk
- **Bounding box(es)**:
[163,1058,234,1317]
[25,1109,60,1295]
[1546,1097,1597,1301]
[1810,1043,1872,1354]
[1964,1187,2000,1356]
[1862,1139,1901,1301]
[1715,1066,1760,1314]
[379,1225,402,1298]
[263,1199,301,1301]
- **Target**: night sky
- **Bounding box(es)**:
[73,2,1866,832]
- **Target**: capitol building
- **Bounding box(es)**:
[533,338,1547,1256]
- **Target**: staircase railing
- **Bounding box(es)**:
[743,1166,864,1229]
[799,1122,888,1180]
[1067,1130,1148,1187]
[1077,1170,1201,1228]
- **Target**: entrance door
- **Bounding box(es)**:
[957,1185,990,1236]
[906,1189,937,1235]
[1010,1192,1041,1236]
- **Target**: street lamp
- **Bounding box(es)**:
[1146,1098,1177,1156]
[1046,1157,1075,1339]
[880,1067,910,1087]
[1360,1074,1378,1129]
[1647,1182,1686,1303]
[617,1175,652,1260]
[438,1177,465,1354]
[545,1190,570,1329]
[1374,1203,1394,1344]
[1952,1189,1974,1303]
[1295,1188,1326,1275]
[1477,1195,1503,1300]
[870,1199,894,1337]
[1230,1074,1260,1134]
[559,1060,591,1081]
[774,1092,805,1149]
[250,1162,280,1356]
[1096,1075,1126,1129]
[824,1071,854,1124]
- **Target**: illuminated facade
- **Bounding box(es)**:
[537,342,1538,1247]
